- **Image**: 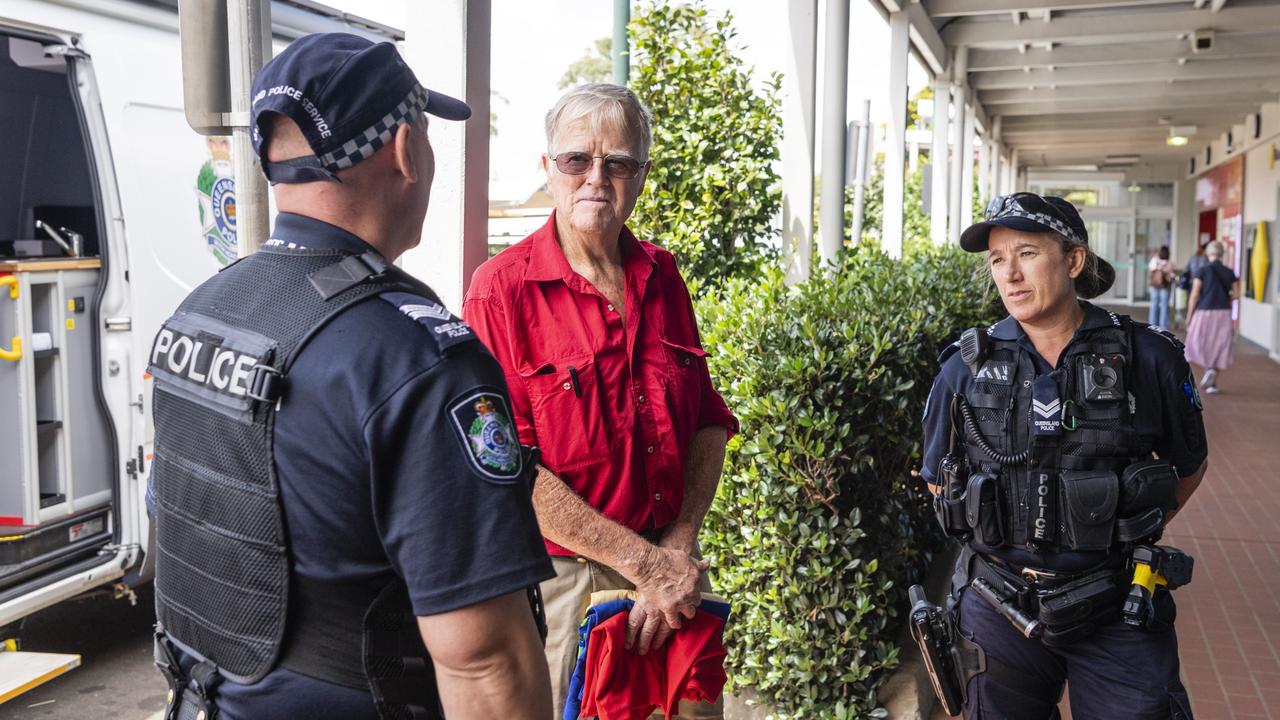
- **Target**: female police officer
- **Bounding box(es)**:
[919,193,1209,719]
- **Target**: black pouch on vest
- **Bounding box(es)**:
[1059,470,1119,551]
[1119,460,1179,516]
[965,473,1005,547]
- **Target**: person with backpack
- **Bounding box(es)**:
[1147,245,1176,329]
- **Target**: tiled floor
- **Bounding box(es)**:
[1165,339,1280,720]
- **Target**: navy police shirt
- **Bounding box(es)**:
[921,301,1208,571]
[173,213,554,719]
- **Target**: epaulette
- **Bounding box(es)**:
[938,339,962,366]
[1138,322,1185,350]
[379,291,477,352]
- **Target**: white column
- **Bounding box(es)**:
[930,76,951,247]
[783,0,818,283]
[976,133,989,208]
[882,9,909,258]
[989,115,1003,201]
[399,0,491,311]
[1011,148,1023,191]
[947,48,968,246]
[961,104,976,228]
[818,0,850,269]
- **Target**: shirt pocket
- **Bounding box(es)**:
[521,354,612,471]
[661,338,708,435]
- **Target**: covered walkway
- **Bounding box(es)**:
[1166,340,1280,720]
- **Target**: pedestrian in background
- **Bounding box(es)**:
[1147,245,1176,329]
[1186,240,1240,394]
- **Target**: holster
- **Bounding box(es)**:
[155,628,221,720]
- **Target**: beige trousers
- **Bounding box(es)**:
[541,555,723,720]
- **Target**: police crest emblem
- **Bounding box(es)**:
[449,390,522,482]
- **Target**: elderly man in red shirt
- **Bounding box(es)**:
[463,83,737,718]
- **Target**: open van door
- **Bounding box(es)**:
[0,17,139,700]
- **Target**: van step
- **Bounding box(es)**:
[0,507,110,566]
[0,650,80,704]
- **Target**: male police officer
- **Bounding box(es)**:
[149,34,554,719]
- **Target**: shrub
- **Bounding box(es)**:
[628,1,782,288]
[696,243,999,718]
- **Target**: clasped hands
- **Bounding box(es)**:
[624,526,707,656]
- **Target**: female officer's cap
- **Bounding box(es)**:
[961,192,1115,298]
[250,33,471,184]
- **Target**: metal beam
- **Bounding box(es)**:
[980,77,1280,105]
[971,58,1280,91]
[925,0,1178,17]
[967,34,1280,72]
[1003,127,1228,143]
[1002,110,1243,131]
[906,1,948,76]
[993,92,1273,116]
[942,5,1280,47]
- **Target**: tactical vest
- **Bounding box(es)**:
[149,243,448,718]
[944,317,1173,554]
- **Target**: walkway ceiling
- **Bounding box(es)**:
[919,0,1280,172]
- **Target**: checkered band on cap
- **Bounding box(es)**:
[996,208,1085,247]
[318,84,429,171]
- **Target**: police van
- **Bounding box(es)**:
[0,0,399,701]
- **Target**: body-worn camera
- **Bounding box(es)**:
[1078,354,1125,402]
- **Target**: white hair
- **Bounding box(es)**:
[544,83,653,160]
[1206,240,1225,260]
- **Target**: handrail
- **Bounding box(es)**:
[0,337,21,362]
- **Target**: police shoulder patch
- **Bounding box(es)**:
[1182,374,1204,411]
[380,291,476,352]
[447,388,523,483]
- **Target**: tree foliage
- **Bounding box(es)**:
[628,1,783,286]
[558,37,613,90]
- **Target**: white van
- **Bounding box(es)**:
[0,0,399,701]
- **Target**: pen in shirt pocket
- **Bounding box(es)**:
[567,366,582,397]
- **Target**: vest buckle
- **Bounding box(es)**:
[247,364,283,403]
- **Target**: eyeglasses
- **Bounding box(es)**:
[984,192,1084,245]
[550,152,649,180]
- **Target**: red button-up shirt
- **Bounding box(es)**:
[463,213,738,556]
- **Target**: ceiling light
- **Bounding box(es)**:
[1128,182,1142,193]
[1167,135,1190,147]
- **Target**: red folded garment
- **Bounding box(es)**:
[578,609,728,720]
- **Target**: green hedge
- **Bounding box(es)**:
[696,244,999,718]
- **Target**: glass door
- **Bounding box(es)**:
[1087,219,1135,303]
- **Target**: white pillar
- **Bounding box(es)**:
[947,48,968,246]
[961,104,976,228]
[882,9,909,258]
[1011,149,1023,191]
[400,0,491,311]
[818,0,850,269]
[976,133,989,209]
[930,76,951,247]
[783,0,818,283]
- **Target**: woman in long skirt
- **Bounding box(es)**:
[1185,240,1240,394]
